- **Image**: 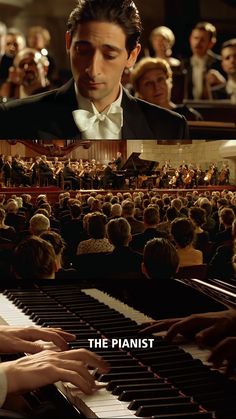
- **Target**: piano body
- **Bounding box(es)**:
[1,278,236,419]
[118,152,160,189]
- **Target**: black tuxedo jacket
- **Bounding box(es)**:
[0,79,188,139]
[183,50,221,100]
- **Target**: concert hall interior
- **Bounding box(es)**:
[1,139,236,418]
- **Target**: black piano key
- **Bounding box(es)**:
[102,358,140,367]
[128,396,192,410]
[118,388,180,401]
[158,364,208,378]
[112,382,173,396]
[151,359,202,373]
[107,377,164,391]
[135,402,200,417]
[101,365,147,374]
[98,371,155,381]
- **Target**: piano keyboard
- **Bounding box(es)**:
[1,286,236,419]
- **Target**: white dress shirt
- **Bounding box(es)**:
[191,55,208,99]
[73,84,123,139]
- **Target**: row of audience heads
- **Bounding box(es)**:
[1,199,236,280]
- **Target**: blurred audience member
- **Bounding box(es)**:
[148,26,181,70]
[27,25,56,81]
[131,57,202,120]
[0,28,25,86]
[0,48,50,99]
[184,21,223,100]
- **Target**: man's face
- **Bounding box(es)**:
[189,29,213,57]
[221,46,236,77]
[17,53,45,87]
[138,68,171,106]
[5,34,25,57]
[66,21,140,112]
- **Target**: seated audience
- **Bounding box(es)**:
[13,235,57,279]
[40,230,78,279]
[131,206,168,253]
[142,237,179,280]
[77,212,113,255]
[211,38,236,102]
[148,26,181,70]
[122,200,145,234]
[171,217,203,266]
[105,217,142,276]
[0,47,50,100]
[183,21,223,100]
[189,206,210,261]
[0,207,16,241]
[26,25,56,82]
[29,213,50,236]
[0,27,25,87]
[214,206,235,246]
[131,57,202,120]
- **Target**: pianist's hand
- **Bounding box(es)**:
[208,337,236,372]
[2,348,110,395]
[0,325,76,354]
[139,310,236,346]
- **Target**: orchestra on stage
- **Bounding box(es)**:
[0,152,231,190]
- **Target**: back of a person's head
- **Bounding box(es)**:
[13,236,56,279]
[143,237,179,279]
[40,231,65,256]
[166,206,178,222]
[30,213,50,236]
[88,212,106,239]
[102,202,112,217]
[171,217,194,248]
[189,206,206,227]
[143,206,159,226]
[219,207,235,226]
[107,217,131,247]
[6,200,18,214]
[111,203,122,217]
[70,203,82,219]
[122,200,134,217]
[171,198,182,211]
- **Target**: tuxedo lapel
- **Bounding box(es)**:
[121,89,154,139]
[37,79,82,139]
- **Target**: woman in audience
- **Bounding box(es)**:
[0,207,16,241]
[148,26,181,70]
[189,206,210,262]
[171,217,203,266]
[131,57,202,121]
[40,230,78,279]
[77,212,113,255]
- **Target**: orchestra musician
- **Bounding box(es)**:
[80,165,93,189]
[2,156,12,187]
[39,155,55,185]
[102,161,118,189]
[114,151,123,170]
[12,154,31,186]
[63,160,80,190]
[31,156,41,186]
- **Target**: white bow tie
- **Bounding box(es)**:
[72,105,123,136]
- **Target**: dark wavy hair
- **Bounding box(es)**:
[67,0,142,53]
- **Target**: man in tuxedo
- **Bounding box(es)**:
[211,39,236,101]
[0,0,188,140]
[184,21,222,100]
